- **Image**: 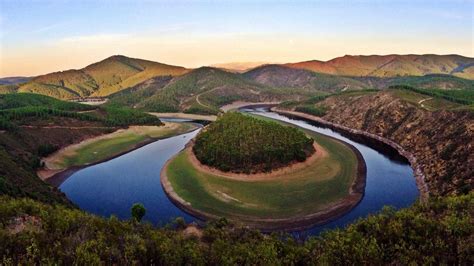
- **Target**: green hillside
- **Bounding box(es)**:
[10,55,188,99]
[0,93,163,203]
[356,74,474,91]
[0,93,94,111]
[109,67,301,114]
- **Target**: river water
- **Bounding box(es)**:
[59,110,419,235]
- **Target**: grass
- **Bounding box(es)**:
[47,123,197,169]
[166,127,358,219]
[391,89,462,111]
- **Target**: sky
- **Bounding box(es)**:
[0,0,472,77]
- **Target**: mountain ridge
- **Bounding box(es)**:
[8,55,189,99]
[2,54,474,102]
[285,54,474,79]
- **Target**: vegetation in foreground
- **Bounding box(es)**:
[167,128,357,220]
[193,112,314,173]
[1,193,472,264]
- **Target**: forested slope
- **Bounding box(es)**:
[0,93,162,203]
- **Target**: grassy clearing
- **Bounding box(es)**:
[166,128,358,219]
[391,89,462,111]
[46,122,197,169]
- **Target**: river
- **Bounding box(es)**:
[59,110,419,235]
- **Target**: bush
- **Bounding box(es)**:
[131,203,146,222]
[0,193,472,264]
[36,144,59,157]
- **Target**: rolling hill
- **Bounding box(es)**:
[0,76,31,85]
[2,54,474,108]
[9,55,188,99]
[109,67,303,114]
[210,62,269,72]
[243,64,369,92]
[285,54,474,79]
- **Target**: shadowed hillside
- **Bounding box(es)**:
[286,54,474,79]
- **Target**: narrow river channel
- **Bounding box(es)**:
[59,110,419,235]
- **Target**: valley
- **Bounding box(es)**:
[2,1,473,263]
[1,54,472,264]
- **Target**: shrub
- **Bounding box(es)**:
[131,203,146,222]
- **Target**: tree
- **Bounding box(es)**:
[131,203,146,222]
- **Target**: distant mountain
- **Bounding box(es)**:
[211,62,269,72]
[285,54,474,79]
[11,55,188,99]
[2,54,473,106]
[0,77,31,85]
[243,65,368,92]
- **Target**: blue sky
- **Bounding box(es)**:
[0,0,472,76]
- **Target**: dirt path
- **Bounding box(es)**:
[418,97,432,109]
[195,87,220,109]
[186,141,327,181]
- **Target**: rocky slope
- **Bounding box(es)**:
[306,91,472,196]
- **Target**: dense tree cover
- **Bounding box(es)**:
[100,106,162,127]
[0,149,71,206]
[0,93,162,130]
[0,93,95,111]
[0,193,472,264]
[389,85,474,105]
[0,106,162,130]
[183,103,220,115]
[193,112,314,173]
[295,105,327,117]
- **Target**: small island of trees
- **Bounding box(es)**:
[193,112,315,173]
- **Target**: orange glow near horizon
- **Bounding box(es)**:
[1,33,472,77]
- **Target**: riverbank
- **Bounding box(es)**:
[161,120,367,231]
[149,112,217,121]
[220,101,280,112]
[272,108,429,201]
[38,122,199,186]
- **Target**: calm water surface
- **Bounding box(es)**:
[60,110,419,235]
